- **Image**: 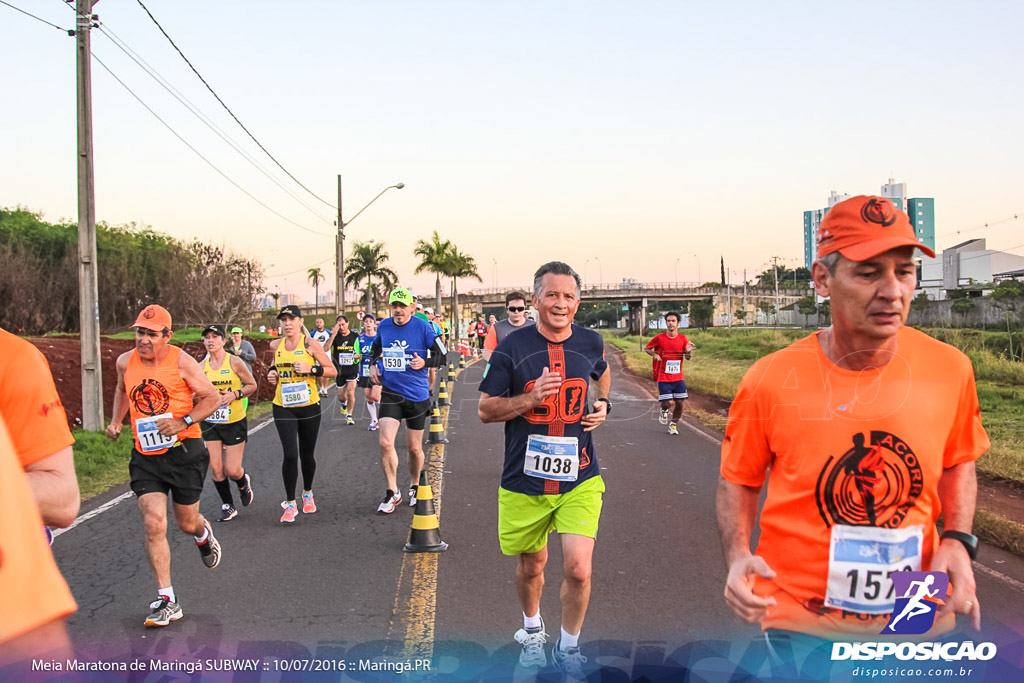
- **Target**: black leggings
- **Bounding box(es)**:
[272,403,322,501]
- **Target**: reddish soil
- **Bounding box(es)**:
[30,336,277,428]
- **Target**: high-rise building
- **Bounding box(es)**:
[802,180,934,269]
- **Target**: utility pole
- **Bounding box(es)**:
[77,0,103,432]
[772,256,781,327]
[342,175,350,317]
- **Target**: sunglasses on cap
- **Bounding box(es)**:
[507,306,526,312]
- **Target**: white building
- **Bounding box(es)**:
[919,239,1024,299]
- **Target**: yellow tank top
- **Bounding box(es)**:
[202,355,244,424]
[273,335,320,408]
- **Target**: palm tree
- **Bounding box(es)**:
[444,247,481,341]
[344,241,397,317]
[307,267,324,315]
[413,230,454,317]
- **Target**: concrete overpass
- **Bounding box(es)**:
[439,282,810,334]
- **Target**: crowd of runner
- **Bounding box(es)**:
[2,209,992,680]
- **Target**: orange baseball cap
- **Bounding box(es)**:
[816,195,935,261]
[133,304,172,331]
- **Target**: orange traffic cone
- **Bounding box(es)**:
[403,469,448,553]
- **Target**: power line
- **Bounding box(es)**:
[91,52,334,238]
[1,0,72,33]
[133,0,337,210]
[938,213,1020,238]
[94,25,333,225]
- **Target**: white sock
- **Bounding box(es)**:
[367,401,378,421]
[193,527,209,544]
[560,626,579,650]
[158,587,176,603]
[523,611,543,631]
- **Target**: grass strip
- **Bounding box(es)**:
[973,509,1024,557]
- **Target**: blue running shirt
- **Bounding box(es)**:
[478,324,608,495]
[375,316,438,402]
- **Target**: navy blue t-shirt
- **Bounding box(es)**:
[376,316,438,402]
[478,324,608,495]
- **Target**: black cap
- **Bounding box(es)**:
[202,324,226,337]
[277,304,302,319]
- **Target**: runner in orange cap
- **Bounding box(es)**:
[105,304,223,628]
[717,196,988,668]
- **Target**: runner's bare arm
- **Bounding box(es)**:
[933,461,981,630]
[267,339,281,384]
[104,352,132,440]
[231,355,258,398]
[717,477,777,623]
[300,339,337,378]
[176,352,220,425]
[581,367,611,431]
[478,367,561,423]
[22,446,79,528]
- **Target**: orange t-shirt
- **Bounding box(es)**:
[0,416,77,644]
[721,327,989,639]
[0,328,75,467]
[124,346,202,454]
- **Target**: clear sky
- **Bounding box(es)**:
[2,0,1022,302]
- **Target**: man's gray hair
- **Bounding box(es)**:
[533,261,581,299]
[819,252,842,276]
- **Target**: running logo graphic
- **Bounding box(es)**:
[883,571,948,635]
[861,198,898,227]
[130,379,171,415]
[816,431,924,528]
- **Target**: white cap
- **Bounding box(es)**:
[425,307,434,314]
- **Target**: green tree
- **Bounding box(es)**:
[344,241,397,317]
[413,230,454,318]
[443,247,481,339]
[796,296,817,327]
[911,291,931,311]
[734,309,748,324]
[690,300,715,330]
[307,267,324,315]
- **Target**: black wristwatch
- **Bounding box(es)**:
[181,414,195,428]
[594,397,612,415]
[941,530,979,560]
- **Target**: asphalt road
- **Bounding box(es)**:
[48,349,1024,681]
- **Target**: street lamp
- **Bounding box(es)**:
[492,258,497,290]
[336,178,405,315]
[674,258,680,285]
[693,254,701,284]
[594,256,602,286]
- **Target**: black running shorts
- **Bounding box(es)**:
[335,364,359,386]
[200,417,248,445]
[357,375,372,389]
[378,388,431,431]
[129,438,209,505]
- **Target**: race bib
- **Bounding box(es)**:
[338,352,356,366]
[207,406,230,423]
[135,413,175,453]
[523,434,580,481]
[382,348,407,372]
[664,359,681,374]
[825,524,924,614]
[281,381,311,407]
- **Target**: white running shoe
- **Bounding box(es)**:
[659,408,669,425]
[513,622,548,668]
[552,639,587,678]
[668,423,679,435]
[377,490,401,514]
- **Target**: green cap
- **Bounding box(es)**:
[230,326,244,334]
[388,287,414,305]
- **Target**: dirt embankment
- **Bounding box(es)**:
[30,336,277,428]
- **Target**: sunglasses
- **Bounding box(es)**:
[507,306,526,312]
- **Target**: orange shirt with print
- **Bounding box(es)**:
[721,327,989,639]
[0,416,77,644]
[124,346,202,454]
[0,329,75,467]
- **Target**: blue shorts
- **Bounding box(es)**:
[657,380,688,402]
